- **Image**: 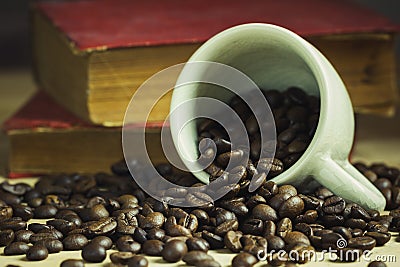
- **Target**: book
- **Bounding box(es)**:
[2,91,165,177]
[32,0,399,126]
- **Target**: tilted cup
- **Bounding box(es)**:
[170,23,386,211]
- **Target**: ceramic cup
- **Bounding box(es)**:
[169,23,385,211]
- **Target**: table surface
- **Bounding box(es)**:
[0,69,400,266]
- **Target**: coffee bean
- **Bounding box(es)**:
[186,237,210,252]
[345,218,367,229]
[365,232,391,246]
[294,222,313,237]
[231,252,258,267]
[34,204,58,219]
[36,239,63,253]
[276,217,292,238]
[368,261,387,267]
[348,236,376,250]
[93,235,114,250]
[241,218,263,235]
[162,239,188,262]
[116,235,141,253]
[62,234,88,250]
[81,242,106,263]
[315,187,334,199]
[0,218,27,231]
[85,217,117,235]
[127,255,149,267]
[183,250,214,265]
[252,204,278,221]
[321,232,344,249]
[191,209,209,225]
[142,239,164,256]
[215,220,239,236]
[10,204,33,221]
[224,230,242,252]
[283,231,310,246]
[295,209,318,224]
[323,196,345,214]
[266,235,285,251]
[28,223,53,233]
[26,244,48,261]
[202,230,224,249]
[331,226,352,240]
[263,220,276,237]
[0,229,14,246]
[279,196,304,218]
[60,259,84,267]
[322,214,345,227]
[4,242,30,255]
[14,230,33,243]
[351,228,364,238]
[110,251,135,265]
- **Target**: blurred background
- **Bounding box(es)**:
[0,0,400,176]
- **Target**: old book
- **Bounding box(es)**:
[33,0,399,126]
[3,91,165,177]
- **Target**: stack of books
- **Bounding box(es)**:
[3,0,399,176]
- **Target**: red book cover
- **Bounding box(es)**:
[35,0,399,51]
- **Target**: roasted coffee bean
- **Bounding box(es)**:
[322,214,345,227]
[110,251,135,265]
[127,255,149,267]
[183,250,214,265]
[315,187,334,199]
[269,193,291,211]
[0,229,15,246]
[92,235,113,250]
[162,239,188,262]
[34,204,58,219]
[202,230,224,249]
[142,239,164,256]
[294,223,313,237]
[350,205,371,221]
[147,228,166,241]
[191,209,209,225]
[322,196,345,214]
[186,237,209,252]
[365,232,391,246]
[116,235,141,253]
[14,229,33,243]
[10,204,33,221]
[368,261,387,267]
[81,242,106,262]
[62,234,88,250]
[299,194,322,210]
[224,230,242,252]
[295,209,318,224]
[215,219,238,236]
[351,228,364,238]
[28,223,53,233]
[46,219,76,235]
[36,239,63,253]
[348,236,376,250]
[38,228,63,239]
[345,218,367,229]
[276,217,292,238]
[26,244,49,261]
[220,199,248,216]
[331,226,352,240]
[0,206,13,221]
[4,241,30,255]
[279,195,304,218]
[252,204,278,221]
[283,231,310,246]
[321,232,344,249]
[242,218,263,235]
[278,185,297,196]
[60,259,85,267]
[231,252,258,267]
[266,235,285,251]
[85,217,117,235]
[141,212,164,229]
[263,220,276,237]
[0,218,27,231]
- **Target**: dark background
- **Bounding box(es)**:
[0,0,399,70]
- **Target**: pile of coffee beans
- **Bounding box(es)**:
[0,87,398,267]
[354,162,400,210]
[0,159,399,266]
[198,87,319,179]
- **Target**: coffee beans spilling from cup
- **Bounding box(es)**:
[198,87,319,180]
[0,87,398,267]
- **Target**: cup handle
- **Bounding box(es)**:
[314,156,386,211]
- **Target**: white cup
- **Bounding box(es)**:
[170,23,386,211]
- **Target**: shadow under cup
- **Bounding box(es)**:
[171,23,386,211]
